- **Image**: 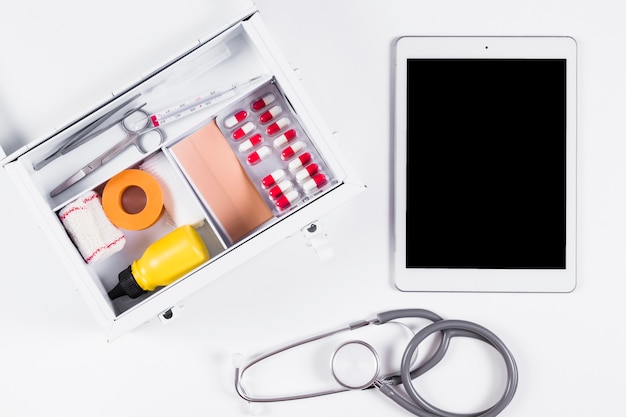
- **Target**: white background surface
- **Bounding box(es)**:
[0,0,623,416]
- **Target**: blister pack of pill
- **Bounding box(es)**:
[216,79,334,216]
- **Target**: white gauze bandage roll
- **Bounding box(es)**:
[139,152,206,227]
[59,191,126,264]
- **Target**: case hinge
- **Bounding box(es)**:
[302,221,335,262]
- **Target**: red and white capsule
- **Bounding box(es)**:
[288,152,312,172]
[295,163,320,183]
[302,173,328,194]
[247,145,271,165]
[232,121,255,140]
[275,190,300,211]
[281,141,305,160]
[272,129,297,148]
[251,93,276,111]
[266,117,290,136]
[238,133,262,153]
[224,110,247,128]
[261,169,286,188]
[268,180,294,199]
[259,105,283,123]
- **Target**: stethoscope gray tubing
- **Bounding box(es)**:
[377,318,519,417]
[234,309,518,417]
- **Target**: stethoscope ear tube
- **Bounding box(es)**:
[377,309,445,325]
[377,319,518,417]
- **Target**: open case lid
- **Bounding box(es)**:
[0,0,257,161]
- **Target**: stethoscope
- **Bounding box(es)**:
[235,309,518,417]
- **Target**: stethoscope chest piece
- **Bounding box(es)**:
[331,341,380,390]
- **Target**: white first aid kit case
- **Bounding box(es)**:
[0,1,363,340]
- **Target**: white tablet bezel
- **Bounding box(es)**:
[392,36,577,292]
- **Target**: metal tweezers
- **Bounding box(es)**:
[32,93,141,171]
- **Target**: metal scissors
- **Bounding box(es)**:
[50,106,165,197]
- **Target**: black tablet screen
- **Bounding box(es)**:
[405,59,566,269]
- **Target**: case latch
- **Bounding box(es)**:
[159,305,184,324]
[302,221,335,262]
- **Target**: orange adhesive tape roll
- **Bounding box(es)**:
[102,169,163,230]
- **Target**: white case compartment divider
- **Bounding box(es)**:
[0,9,364,341]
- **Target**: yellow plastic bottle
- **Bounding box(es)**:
[108,225,210,300]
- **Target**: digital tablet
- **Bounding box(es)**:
[393,36,577,292]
